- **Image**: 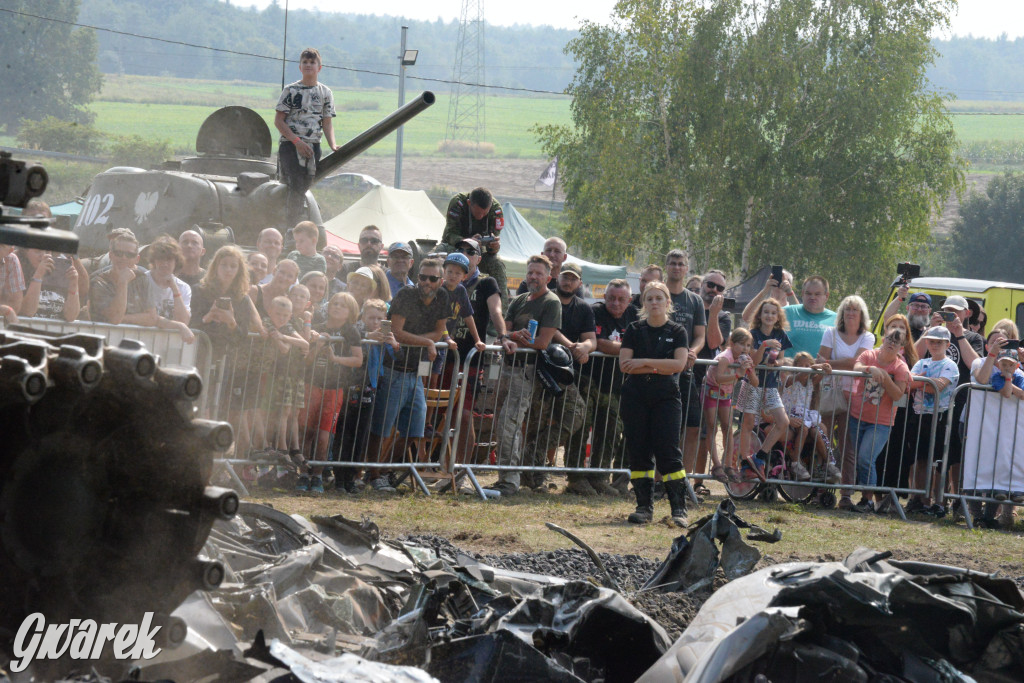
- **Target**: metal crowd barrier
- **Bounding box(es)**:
[208,335,461,495]
[939,382,1024,529]
[1,316,214,415]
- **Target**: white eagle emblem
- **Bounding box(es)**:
[134,191,159,224]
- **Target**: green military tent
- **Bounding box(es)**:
[499,202,627,294]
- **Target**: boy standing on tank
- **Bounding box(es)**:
[274,48,338,228]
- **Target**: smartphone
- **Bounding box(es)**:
[771,265,784,284]
[380,320,392,336]
[721,297,736,312]
[939,311,957,322]
[54,254,73,268]
[1005,340,1021,351]
[216,297,231,309]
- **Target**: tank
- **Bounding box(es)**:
[73,91,435,257]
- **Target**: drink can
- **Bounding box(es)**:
[527,319,539,344]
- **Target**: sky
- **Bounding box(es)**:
[235,0,1024,38]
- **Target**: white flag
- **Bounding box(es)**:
[534,157,558,191]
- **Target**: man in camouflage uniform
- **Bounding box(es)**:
[441,187,508,305]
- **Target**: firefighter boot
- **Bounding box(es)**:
[627,476,654,524]
[663,477,689,527]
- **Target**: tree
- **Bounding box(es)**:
[952,173,1024,283]
[0,0,104,134]
[537,0,965,304]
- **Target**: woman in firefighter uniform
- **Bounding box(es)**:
[619,281,690,525]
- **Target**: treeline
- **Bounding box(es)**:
[930,36,1024,102]
[79,0,577,93]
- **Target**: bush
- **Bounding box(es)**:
[16,117,106,156]
[106,134,173,169]
[436,139,496,157]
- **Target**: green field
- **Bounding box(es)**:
[84,74,572,158]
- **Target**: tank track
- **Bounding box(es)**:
[0,327,237,678]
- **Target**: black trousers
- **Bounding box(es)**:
[278,140,322,227]
[620,375,685,477]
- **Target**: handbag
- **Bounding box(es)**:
[817,374,848,416]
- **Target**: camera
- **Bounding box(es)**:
[897,262,920,285]
[722,297,736,312]
[939,311,957,322]
[479,235,497,244]
[215,297,232,309]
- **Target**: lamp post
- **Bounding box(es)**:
[394,26,418,189]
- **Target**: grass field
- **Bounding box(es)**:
[248,484,1024,574]
[84,74,572,158]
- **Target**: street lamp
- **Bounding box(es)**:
[394,27,418,189]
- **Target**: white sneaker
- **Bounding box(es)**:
[825,463,842,484]
[370,476,396,493]
[789,461,812,482]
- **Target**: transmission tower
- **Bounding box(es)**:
[445,0,486,151]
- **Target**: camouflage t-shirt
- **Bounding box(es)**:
[275,81,337,143]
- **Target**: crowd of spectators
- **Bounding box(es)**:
[4,200,1022,526]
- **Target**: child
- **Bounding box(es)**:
[905,326,962,515]
[780,352,839,482]
[260,296,310,461]
[285,221,327,278]
[332,299,398,492]
[734,298,799,481]
[298,292,363,493]
[429,252,486,389]
[991,348,1024,399]
[300,270,329,323]
[274,48,337,227]
[704,328,756,483]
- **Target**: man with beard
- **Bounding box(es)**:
[490,255,562,497]
[567,278,638,496]
[365,257,450,492]
[664,249,707,470]
[883,286,931,341]
[516,237,583,298]
[537,263,592,495]
[691,270,733,486]
[342,225,384,278]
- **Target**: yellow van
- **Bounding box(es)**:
[872,277,1024,340]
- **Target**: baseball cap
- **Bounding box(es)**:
[908,292,931,305]
[456,237,481,252]
[998,349,1020,363]
[387,242,413,257]
[921,326,951,342]
[942,295,968,311]
[560,262,583,279]
[348,266,374,283]
[443,252,470,273]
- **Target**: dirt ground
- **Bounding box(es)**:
[338,156,566,201]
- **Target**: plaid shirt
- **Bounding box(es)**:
[0,252,25,299]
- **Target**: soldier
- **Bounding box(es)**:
[441,188,508,300]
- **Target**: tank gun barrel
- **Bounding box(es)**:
[313,91,435,183]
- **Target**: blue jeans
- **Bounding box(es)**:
[370,366,427,439]
[847,417,892,488]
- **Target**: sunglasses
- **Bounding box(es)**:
[359,237,382,245]
[705,282,725,292]
[458,247,479,256]
[418,274,441,283]
[112,249,138,259]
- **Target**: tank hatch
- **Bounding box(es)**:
[196,106,272,159]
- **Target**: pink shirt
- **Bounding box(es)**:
[850,348,910,426]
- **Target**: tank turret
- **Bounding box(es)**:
[73,92,435,257]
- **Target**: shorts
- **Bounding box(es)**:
[260,376,305,411]
[303,386,343,433]
[431,347,448,376]
[701,385,733,410]
[678,372,702,428]
[370,366,427,438]
[735,382,784,415]
[788,406,821,428]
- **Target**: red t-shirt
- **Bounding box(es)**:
[849,348,910,426]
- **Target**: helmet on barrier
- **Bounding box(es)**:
[537,343,574,396]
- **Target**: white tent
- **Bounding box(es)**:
[323,186,445,246]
